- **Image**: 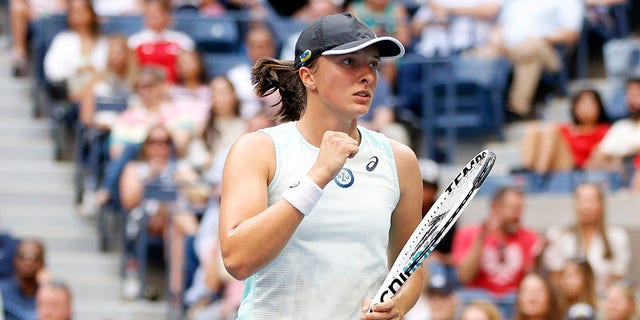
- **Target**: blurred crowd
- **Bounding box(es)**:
[0,0,639,319]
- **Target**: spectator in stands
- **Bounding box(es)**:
[0,233,20,281]
[171,50,211,126]
[411,0,502,58]
[77,35,138,217]
[43,0,109,100]
[557,257,598,315]
[92,0,142,16]
[77,34,137,130]
[119,124,203,300]
[279,0,340,61]
[9,0,67,77]
[36,280,72,320]
[86,66,194,216]
[227,25,278,119]
[602,281,638,320]
[347,0,411,86]
[128,0,195,83]
[460,300,504,320]
[543,183,631,293]
[482,0,583,118]
[186,76,246,173]
[183,113,274,319]
[584,0,627,40]
[513,272,563,320]
[587,77,640,190]
[452,187,540,319]
[405,265,460,320]
[199,0,226,16]
[108,66,193,159]
[519,88,610,174]
[0,239,47,320]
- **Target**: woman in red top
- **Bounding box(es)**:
[520,89,610,174]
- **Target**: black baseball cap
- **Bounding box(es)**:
[427,272,455,296]
[294,12,405,68]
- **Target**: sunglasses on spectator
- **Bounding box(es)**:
[16,252,43,262]
[137,82,159,90]
[146,138,171,146]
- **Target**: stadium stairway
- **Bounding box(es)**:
[0,52,167,318]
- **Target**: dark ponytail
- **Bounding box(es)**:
[251,57,307,122]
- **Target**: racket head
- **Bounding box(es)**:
[368,149,496,309]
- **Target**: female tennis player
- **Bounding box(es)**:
[219,13,423,320]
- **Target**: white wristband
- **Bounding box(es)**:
[281,175,324,216]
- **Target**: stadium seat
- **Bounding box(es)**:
[100,15,144,36]
[172,15,242,53]
[30,14,68,118]
[574,170,625,192]
[201,53,247,78]
[397,54,508,163]
[576,3,631,79]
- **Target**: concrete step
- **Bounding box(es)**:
[75,300,167,320]
[0,204,79,217]
[0,118,50,138]
[0,161,73,182]
[2,213,89,230]
[0,142,54,160]
[48,252,122,278]
[0,96,40,119]
[0,189,74,206]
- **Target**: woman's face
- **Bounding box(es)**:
[177,52,202,83]
[210,78,238,117]
[605,286,635,320]
[68,0,94,32]
[574,185,603,225]
[461,305,490,320]
[518,274,551,318]
[144,128,172,159]
[144,2,171,32]
[560,262,585,299]
[137,73,165,104]
[107,39,129,73]
[308,46,380,120]
[574,92,601,125]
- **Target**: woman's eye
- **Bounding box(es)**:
[370,61,380,70]
[343,58,354,65]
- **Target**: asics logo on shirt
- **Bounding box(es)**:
[366,156,379,172]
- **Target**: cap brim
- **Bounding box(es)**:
[322,36,405,60]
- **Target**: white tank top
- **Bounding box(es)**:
[237,121,400,320]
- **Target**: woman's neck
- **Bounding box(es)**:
[297,113,359,147]
[574,122,598,132]
[144,100,162,112]
[579,223,598,250]
[77,27,93,39]
[182,79,201,89]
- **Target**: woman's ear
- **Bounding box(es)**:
[299,67,316,90]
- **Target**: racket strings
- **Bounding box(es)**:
[400,158,488,268]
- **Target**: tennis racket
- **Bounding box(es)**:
[368,149,496,311]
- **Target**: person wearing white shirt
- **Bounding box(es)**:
[589,77,640,166]
[227,25,278,119]
[43,0,109,89]
[543,183,631,294]
[411,0,502,58]
[489,0,584,117]
[93,0,143,16]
